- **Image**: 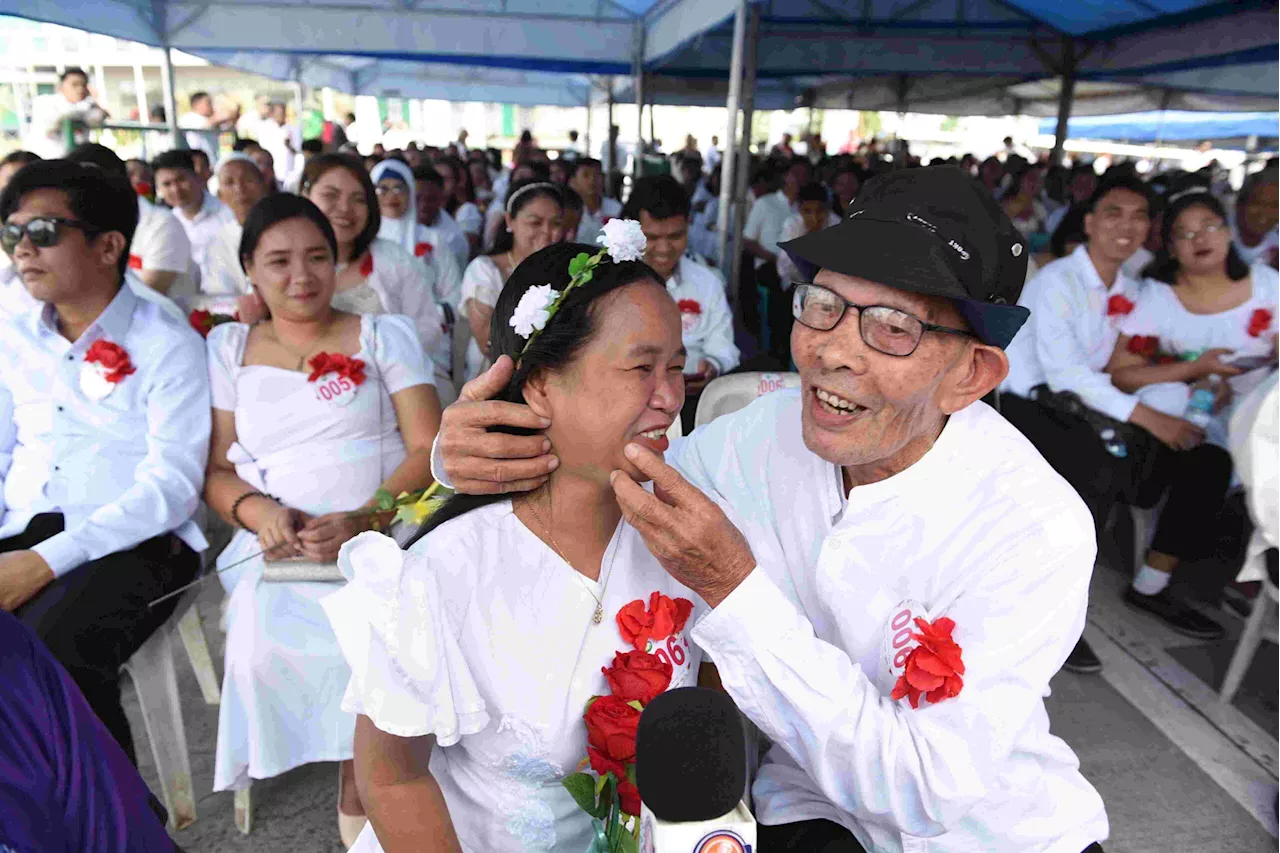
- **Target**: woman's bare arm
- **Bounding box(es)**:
[355,716,462,852]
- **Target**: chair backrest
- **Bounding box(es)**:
[666,413,683,440]
[694,372,801,428]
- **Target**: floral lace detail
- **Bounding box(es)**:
[482,714,565,850]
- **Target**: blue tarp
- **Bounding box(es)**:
[1036,111,1280,143]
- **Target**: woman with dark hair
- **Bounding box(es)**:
[300,154,455,404]
[204,193,442,846]
[322,231,707,852]
[1001,164,1048,243]
[435,155,483,257]
[1230,168,1279,268]
[460,179,563,379]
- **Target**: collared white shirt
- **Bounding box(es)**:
[132,197,196,308]
[575,197,623,246]
[666,256,739,375]
[172,192,235,290]
[178,111,217,163]
[0,284,210,575]
[1002,244,1145,423]
[1229,206,1280,267]
[677,391,1107,853]
[23,94,101,159]
[776,210,840,285]
[744,189,798,267]
[201,219,248,299]
[425,209,471,275]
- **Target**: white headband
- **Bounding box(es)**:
[1166,185,1211,205]
[505,181,559,215]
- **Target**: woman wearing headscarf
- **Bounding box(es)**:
[369,158,463,316]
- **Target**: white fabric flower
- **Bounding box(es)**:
[597,218,647,263]
[509,284,560,339]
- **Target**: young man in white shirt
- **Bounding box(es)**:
[436,167,1111,853]
[622,175,740,431]
[414,165,471,274]
[178,91,218,165]
[153,149,235,291]
[22,68,107,160]
[569,158,622,245]
[746,158,812,360]
[1001,176,1227,663]
[0,161,210,763]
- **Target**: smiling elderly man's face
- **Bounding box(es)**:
[791,268,1008,485]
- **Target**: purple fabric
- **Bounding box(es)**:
[0,609,175,852]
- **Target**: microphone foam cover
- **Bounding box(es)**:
[634,687,746,822]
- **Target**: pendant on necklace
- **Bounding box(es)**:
[593,604,603,624]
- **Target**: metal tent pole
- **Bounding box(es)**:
[727,3,759,310]
[606,78,616,179]
[715,0,748,273]
[1050,41,1076,167]
[159,46,181,148]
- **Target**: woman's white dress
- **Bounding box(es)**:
[1120,264,1279,445]
[207,314,435,792]
[335,238,454,406]
[323,503,706,853]
[459,255,506,382]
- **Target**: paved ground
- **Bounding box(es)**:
[131,544,1279,852]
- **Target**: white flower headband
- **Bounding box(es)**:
[505,181,559,215]
[509,219,647,357]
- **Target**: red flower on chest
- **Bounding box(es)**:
[890,616,965,709]
[414,241,433,258]
[83,340,136,383]
[616,591,693,652]
[1107,294,1135,317]
[306,352,367,386]
[602,650,672,705]
[127,254,143,270]
[677,298,702,315]
[1247,308,1272,338]
[359,253,374,277]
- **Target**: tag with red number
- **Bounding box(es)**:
[312,372,359,407]
[645,633,694,687]
[880,599,927,690]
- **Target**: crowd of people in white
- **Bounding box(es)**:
[0,65,1275,852]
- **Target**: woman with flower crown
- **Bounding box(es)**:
[202,193,442,846]
[323,221,712,852]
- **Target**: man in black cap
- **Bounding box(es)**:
[432,166,1109,852]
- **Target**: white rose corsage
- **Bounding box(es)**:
[509,219,647,357]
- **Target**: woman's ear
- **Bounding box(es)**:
[521,368,554,419]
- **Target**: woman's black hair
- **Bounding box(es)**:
[300,153,380,263]
[405,242,664,549]
[1141,188,1250,284]
[436,156,475,214]
[238,193,339,273]
[487,178,563,257]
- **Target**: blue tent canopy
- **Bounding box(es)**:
[1036,111,1280,143]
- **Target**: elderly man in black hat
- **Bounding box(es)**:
[432,166,1109,852]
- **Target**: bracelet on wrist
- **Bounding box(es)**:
[230,490,273,532]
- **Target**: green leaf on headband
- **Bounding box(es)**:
[569,253,592,277]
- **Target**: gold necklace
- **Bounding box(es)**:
[525,494,614,625]
[269,320,331,371]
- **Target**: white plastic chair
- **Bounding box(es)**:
[120,588,219,831]
[1220,574,1279,703]
[694,372,801,428]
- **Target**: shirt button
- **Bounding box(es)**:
[56,405,63,412]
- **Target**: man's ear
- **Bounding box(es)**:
[97,231,128,273]
[521,368,554,420]
[938,341,1009,415]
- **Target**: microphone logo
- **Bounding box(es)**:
[694,830,750,853]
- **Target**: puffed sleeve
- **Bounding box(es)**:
[206,322,248,412]
[370,314,435,394]
[461,257,504,309]
[322,532,489,743]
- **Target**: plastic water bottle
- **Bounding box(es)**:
[1100,428,1128,458]
[1184,375,1220,429]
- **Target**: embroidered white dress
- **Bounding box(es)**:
[323,504,705,853]
[207,314,434,792]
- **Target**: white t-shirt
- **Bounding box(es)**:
[325,510,705,853]
[131,197,196,308]
[744,190,797,267]
[23,94,102,159]
[677,391,1108,853]
[171,193,235,289]
[775,211,840,285]
[666,256,739,375]
[178,111,217,162]
[200,219,248,299]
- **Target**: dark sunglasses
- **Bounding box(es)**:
[1,217,104,255]
[791,283,973,357]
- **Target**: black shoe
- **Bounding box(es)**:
[1125,587,1226,640]
[1063,638,1103,673]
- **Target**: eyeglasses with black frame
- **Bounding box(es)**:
[790,282,973,357]
[1,217,104,255]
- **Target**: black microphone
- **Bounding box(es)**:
[635,687,756,850]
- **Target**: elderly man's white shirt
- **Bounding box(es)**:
[0,284,209,575]
[673,391,1107,853]
[172,192,235,289]
[201,219,249,299]
[133,197,196,307]
[576,197,623,246]
[1002,245,1144,423]
[666,256,739,375]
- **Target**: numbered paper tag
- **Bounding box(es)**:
[880,599,927,689]
[646,632,694,687]
[79,363,116,401]
[313,372,359,407]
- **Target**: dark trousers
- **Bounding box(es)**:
[5,513,200,763]
[1000,394,1233,563]
[758,820,1105,853]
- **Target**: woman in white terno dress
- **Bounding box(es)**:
[203,194,441,846]
[324,235,718,852]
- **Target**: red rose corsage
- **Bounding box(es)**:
[1126,335,1160,358]
[617,591,694,652]
[84,340,136,384]
[677,299,702,315]
[127,254,143,270]
[188,309,238,339]
[414,241,433,258]
[359,253,374,277]
[1247,308,1272,338]
[307,352,367,386]
[890,616,965,709]
[1107,294,1135,317]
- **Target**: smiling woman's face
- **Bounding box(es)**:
[306,166,369,249]
[1170,203,1231,277]
[244,216,336,322]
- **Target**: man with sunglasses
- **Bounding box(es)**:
[433,166,1108,852]
[0,160,209,763]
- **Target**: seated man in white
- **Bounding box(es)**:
[413,165,470,278]
[0,160,209,763]
[621,175,739,431]
[569,158,622,245]
[201,153,269,304]
[153,149,234,291]
[437,167,1111,853]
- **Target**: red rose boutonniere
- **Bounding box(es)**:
[307,352,367,386]
[127,254,143,270]
[603,649,673,706]
[890,616,965,709]
[81,340,136,401]
[617,591,693,653]
[1107,294,1135,317]
[1247,308,1272,338]
[1126,335,1160,359]
[414,241,433,258]
[677,299,702,315]
[188,309,238,339]
[359,253,374,278]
